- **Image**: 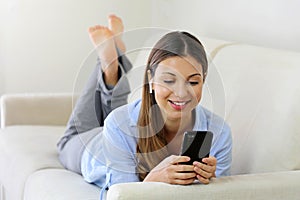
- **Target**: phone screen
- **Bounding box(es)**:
[180,131,213,165]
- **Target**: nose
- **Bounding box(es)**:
[173,82,189,98]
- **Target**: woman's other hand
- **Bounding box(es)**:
[193,156,217,184]
[143,155,196,185]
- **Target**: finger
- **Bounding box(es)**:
[194,161,216,173]
[194,166,212,179]
[171,178,195,185]
[169,155,190,165]
[176,164,194,172]
[202,156,217,166]
[174,171,196,180]
[197,174,210,184]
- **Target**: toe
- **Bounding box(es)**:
[95,25,102,30]
[88,26,95,33]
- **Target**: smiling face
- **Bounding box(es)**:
[152,56,204,122]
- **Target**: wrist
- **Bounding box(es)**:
[142,173,152,182]
[142,171,158,182]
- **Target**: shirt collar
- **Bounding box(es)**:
[193,105,208,131]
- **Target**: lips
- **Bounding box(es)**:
[168,100,191,110]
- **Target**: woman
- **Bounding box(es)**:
[57,15,232,192]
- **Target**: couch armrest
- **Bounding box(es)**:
[0,93,75,128]
[107,170,300,200]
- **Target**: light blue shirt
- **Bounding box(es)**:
[81,99,232,189]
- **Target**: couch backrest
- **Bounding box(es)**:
[209,44,300,175]
[0,93,75,128]
[127,36,300,175]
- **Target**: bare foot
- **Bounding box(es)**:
[108,14,126,52]
[88,25,118,85]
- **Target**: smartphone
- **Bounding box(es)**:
[180,131,213,165]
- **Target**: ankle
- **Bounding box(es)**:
[103,62,119,86]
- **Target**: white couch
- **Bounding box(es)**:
[1,37,300,200]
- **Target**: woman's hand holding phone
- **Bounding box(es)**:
[193,156,217,184]
[143,155,196,185]
[144,155,217,185]
[144,131,216,185]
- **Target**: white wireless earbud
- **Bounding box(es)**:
[149,82,153,93]
[147,69,153,94]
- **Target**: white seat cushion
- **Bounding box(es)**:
[24,169,101,200]
[0,126,64,200]
[108,170,300,200]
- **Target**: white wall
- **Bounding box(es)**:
[151,0,300,52]
[1,0,151,94]
[1,0,300,95]
[0,0,7,95]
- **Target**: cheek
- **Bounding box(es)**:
[193,86,203,102]
[153,84,172,101]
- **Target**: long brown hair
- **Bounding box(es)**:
[136,31,208,180]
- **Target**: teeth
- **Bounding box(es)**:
[172,101,186,106]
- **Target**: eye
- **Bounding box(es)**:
[188,81,199,86]
[163,80,175,84]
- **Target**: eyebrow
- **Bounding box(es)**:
[162,72,202,78]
